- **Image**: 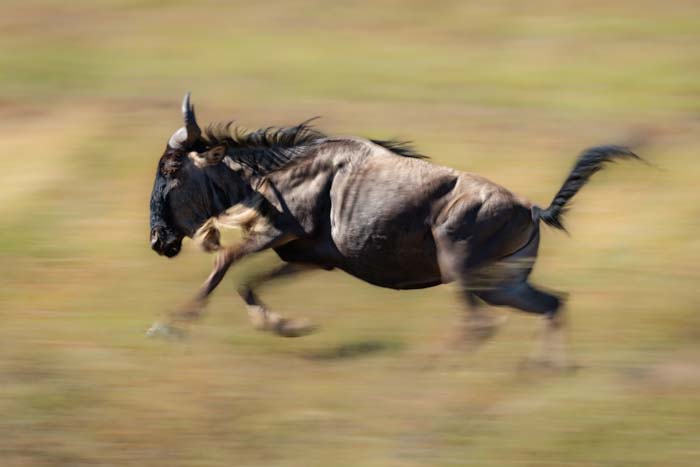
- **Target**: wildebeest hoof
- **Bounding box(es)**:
[456,313,507,349]
[273,318,318,338]
[248,307,317,337]
[146,321,187,340]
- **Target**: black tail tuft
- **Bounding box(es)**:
[534,145,641,231]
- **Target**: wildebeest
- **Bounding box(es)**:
[148,93,640,366]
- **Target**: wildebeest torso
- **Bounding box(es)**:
[258,138,537,289]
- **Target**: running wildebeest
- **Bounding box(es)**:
[148,93,640,366]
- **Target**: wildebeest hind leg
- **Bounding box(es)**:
[433,233,506,348]
[450,286,508,349]
[476,282,573,370]
[238,263,318,337]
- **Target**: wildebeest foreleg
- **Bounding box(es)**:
[189,234,299,315]
[237,263,317,337]
[147,234,294,338]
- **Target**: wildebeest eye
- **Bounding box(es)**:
[160,152,185,177]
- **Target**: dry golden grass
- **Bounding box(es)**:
[1,1,699,466]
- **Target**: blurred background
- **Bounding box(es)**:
[1,1,699,466]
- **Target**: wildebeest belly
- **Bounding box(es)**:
[273,227,442,289]
[335,225,443,289]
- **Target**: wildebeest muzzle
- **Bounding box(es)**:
[150,226,183,258]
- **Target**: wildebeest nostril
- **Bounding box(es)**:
[150,231,161,250]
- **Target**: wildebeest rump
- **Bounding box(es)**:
[148,93,640,362]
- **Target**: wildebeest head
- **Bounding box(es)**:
[149,93,230,257]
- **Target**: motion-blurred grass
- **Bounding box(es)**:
[1,1,699,466]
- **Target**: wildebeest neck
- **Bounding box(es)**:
[201,164,254,220]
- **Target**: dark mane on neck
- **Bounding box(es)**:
[204,119,327,149]
[203,120,326,177]
[202,119,429,177]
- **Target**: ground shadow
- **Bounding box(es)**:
[302,340,404,361]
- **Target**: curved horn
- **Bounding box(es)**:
[182,92,201,144]
[168,92,202,149]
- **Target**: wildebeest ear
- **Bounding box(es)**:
[205,145,227,163]
[189,144,227,168]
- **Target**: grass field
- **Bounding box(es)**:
[1,1,699,466]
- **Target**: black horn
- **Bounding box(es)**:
[182,92,201,143]
[168,92,202,149]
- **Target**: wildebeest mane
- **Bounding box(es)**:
[368,139,427,160]
[203,120,324,176]
[202,120,428,177]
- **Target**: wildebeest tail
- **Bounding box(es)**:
[532,145,641,231]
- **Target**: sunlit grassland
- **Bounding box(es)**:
[1,1,699,466]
